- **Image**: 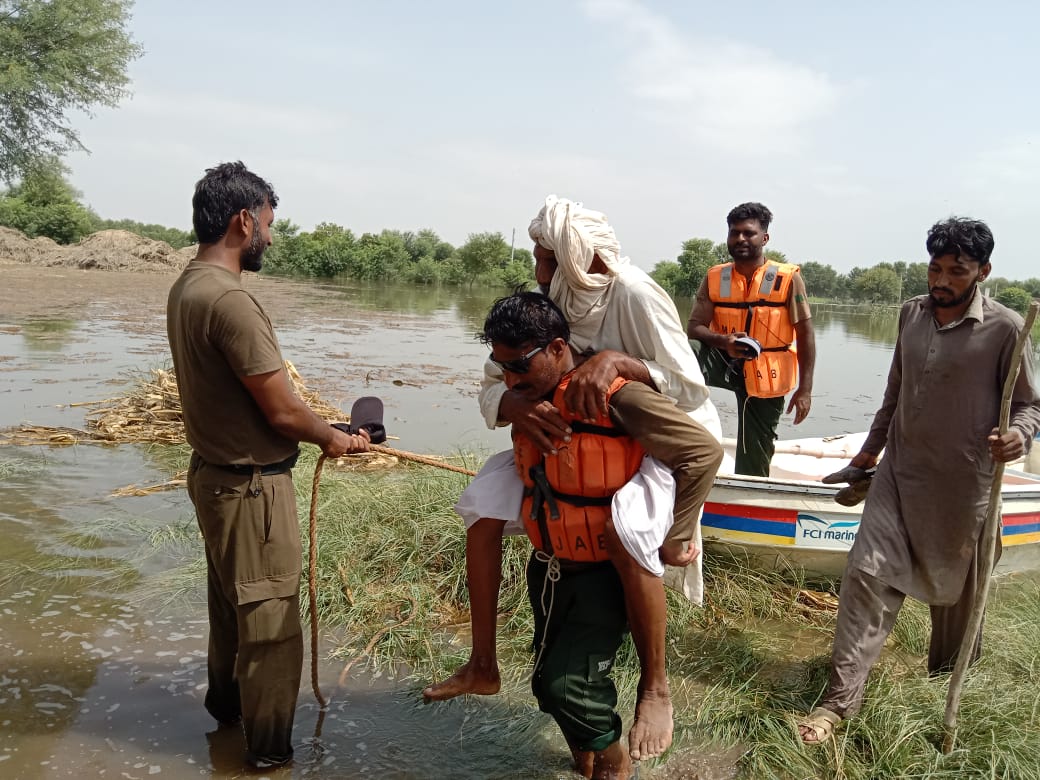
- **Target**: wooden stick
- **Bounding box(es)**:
[942,300,1039,753]
[369,443,477,476]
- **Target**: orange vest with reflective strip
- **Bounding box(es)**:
[706,261,799,398]
[513,373,645,562]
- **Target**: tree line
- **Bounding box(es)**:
[2,162,1036,308]
[649,238,1038,314]
[0,162,535,287]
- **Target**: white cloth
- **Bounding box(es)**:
[481,195,717,430]
[462,194,721,605]
[454,450,707,605]
[611,455,676,578]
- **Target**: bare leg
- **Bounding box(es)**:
[423,518,504,701]
[566,738,595,779]
[604,519,673,761]
[592,740,634,780]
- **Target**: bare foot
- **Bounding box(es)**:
[628,688,673,760]
[422,657,501,702]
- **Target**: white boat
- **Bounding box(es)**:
[701,433,1040,577]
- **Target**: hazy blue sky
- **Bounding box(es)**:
[66,0,1038,278]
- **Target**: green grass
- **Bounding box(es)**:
[142,448,1040,779]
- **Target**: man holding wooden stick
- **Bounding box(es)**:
[799,217,1040,744]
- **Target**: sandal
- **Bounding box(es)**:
[798,707,841,745]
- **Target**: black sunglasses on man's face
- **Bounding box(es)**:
[489,345,544,375]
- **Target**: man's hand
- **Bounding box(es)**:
[659,539,699,567]
[989,428,1025,463]
[499,392,570,455]
[849,450,879,471]
[786,386,812,425]
[324,426,370,459]
[722,332,755,359]
[562,350,626,421]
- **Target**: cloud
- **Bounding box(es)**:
[125,90,352,136]
[581,0,841,154]
[965,136,1040,188]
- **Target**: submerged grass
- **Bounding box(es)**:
[142,448,1040,779]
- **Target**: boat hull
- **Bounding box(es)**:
[701,471,1040,578]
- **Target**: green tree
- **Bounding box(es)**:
[457,232,510,287]
[799,260,839,299]
[996,286,1032,314]
[902,262,929,298]
[852,267,902,303]
[665,238,727,296]
[1021,278,1040,297]
[0,158,93,243]
[649,260,682,295]
[0,0,143,181]
[262,219,302,274]
[402,228,454,263]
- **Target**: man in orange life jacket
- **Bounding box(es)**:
[687,202,816,476]
[476,290,722,780]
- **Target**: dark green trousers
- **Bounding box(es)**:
[527,554,628,752]
[696,345,784,477]
[187,454,304,763]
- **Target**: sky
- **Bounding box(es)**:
[66,0,1040,279]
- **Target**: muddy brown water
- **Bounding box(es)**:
[0,264,907,778]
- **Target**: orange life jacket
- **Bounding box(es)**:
[706,261,800,398]
[513,373,645,562]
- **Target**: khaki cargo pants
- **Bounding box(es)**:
[187,453,304,763]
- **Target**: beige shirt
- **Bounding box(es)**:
[850,291,1040,604]
[166,261,298,466]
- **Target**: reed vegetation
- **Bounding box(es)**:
[140,447,1040,779]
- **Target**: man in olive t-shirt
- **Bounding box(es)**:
[166,162,369,771]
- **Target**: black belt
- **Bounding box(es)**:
[211,450,300,476]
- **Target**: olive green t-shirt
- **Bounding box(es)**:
[166,261,298,466]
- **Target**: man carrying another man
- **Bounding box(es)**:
[477,290,722,779]
[688,202,816,476]
[167,162,370,769]
[424,196,722,763]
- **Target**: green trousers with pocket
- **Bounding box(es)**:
[187,454,304,763]
[527,554,628,752]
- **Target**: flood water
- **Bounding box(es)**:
[0,263,961,779]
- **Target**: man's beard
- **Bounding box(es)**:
[929,283,976,309]
[241,223,266,272]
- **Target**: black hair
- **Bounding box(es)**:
[479,289,569,348]
[192,161,278,244]
[925,217,994,266]
[727,202,773,231]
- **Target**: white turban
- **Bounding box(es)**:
[528,195,631,334]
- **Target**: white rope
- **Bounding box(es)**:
[531,550,561,677]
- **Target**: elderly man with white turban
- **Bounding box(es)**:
[424,196,722,765]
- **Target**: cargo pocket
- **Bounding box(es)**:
[235,473,301,606]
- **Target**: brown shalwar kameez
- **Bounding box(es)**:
[821,291,1040,717]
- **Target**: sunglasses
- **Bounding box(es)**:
[489,345,544,374]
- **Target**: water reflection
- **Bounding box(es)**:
[20,317,78,351]
[813,305,900,346]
